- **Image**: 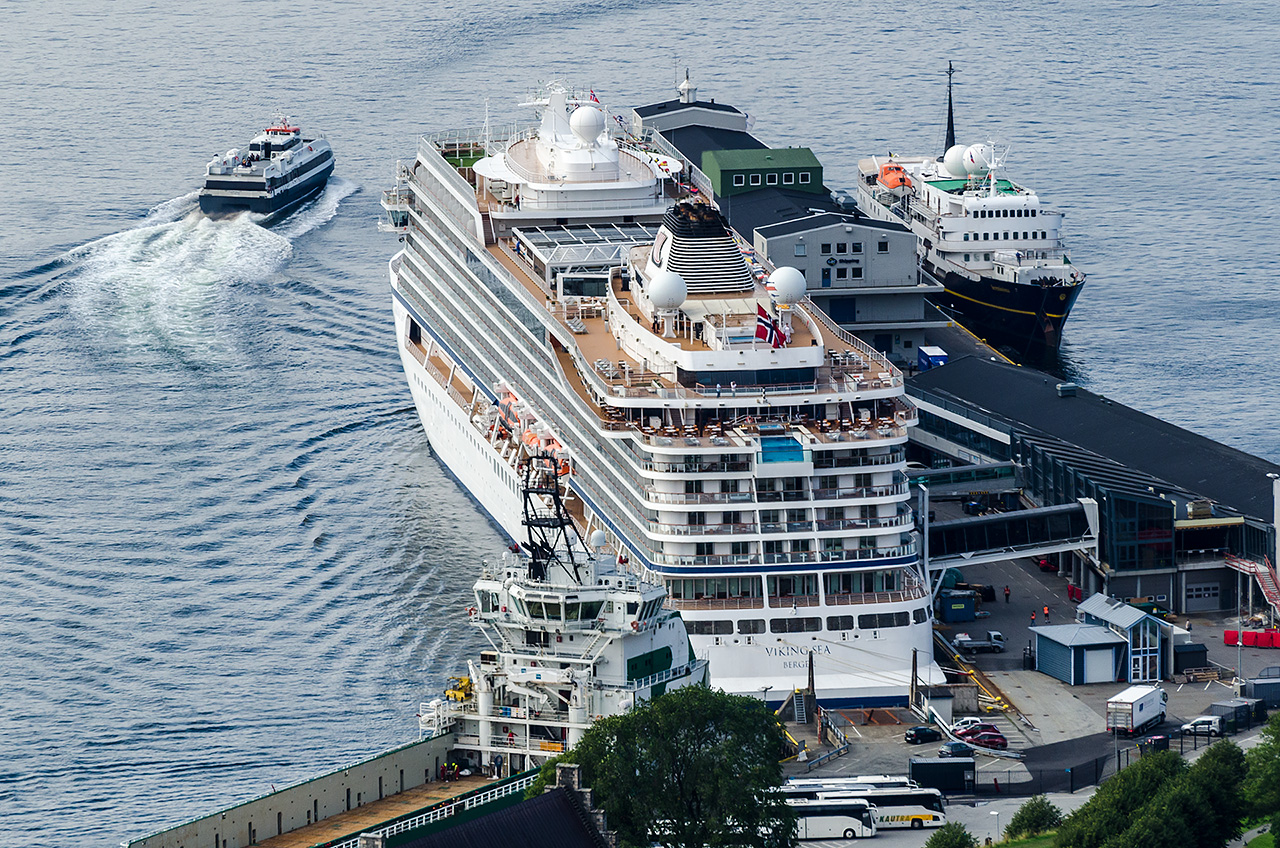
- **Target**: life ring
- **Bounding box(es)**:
[630,621,639,631]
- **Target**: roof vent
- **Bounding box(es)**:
[1056,382,1077,398]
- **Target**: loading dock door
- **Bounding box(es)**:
[1186,583,1220,612]
[1083,648,1114,684]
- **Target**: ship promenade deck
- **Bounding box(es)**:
[255,775,493,848]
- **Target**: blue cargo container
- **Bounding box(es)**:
[918,345,949,372]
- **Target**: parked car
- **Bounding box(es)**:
[956,723,1001,739]
[1180,715,1224,737]
[905,725,942,744]
[939,741,975,758]
[1038,558,1057,572]
[951,717,986,733]
[969,732,1009,750]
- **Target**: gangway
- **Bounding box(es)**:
[920,496,1099,586]
[1225,554,1280,621]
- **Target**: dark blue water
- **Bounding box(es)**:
[2,0,1277,844]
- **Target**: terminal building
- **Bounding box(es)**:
[907,355,1280,616]
[632,78,949,364]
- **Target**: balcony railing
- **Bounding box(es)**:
[768,593,823,608]
[648,520,758,537]
[642,488,754,505]
[649,543,916,568]
[666,596,765,611]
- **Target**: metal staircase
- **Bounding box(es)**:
[1224,554,1280,619]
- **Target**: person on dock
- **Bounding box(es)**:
[1043,604,1050,622]
[1004,585,1011,603]
[1030,611,1036,625]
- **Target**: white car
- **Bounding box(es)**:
[952,717,985,733]
[1180,715,1223,736]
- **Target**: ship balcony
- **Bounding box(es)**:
[812,448,905,469]
[647,520,758,537]
[641,487,757,506]
[666,595,765,611]
[648,542,916,569]
[638,457,753,475]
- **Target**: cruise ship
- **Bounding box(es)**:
[384,82,942,705]
[855,67,1085,351]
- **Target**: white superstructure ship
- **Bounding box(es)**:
[384,82,943,705]
[421,454,708,776]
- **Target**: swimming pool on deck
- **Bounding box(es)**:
[759,436,805,463]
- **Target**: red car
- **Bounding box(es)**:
[956,723,1001,739]
[969,732,1008,750]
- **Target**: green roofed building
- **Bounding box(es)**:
[701,147,824,198]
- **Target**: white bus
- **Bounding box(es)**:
[784,785,946,830]
[789,798,878,840]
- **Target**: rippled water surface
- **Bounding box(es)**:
[2,0,1278,844]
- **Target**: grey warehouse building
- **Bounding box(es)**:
[907,355,1280,616]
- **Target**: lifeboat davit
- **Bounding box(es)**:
[878,163,913,197]
[497,393,521,437]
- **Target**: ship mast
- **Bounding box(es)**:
[944,61,956,153]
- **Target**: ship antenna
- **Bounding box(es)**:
[944,61,956,153]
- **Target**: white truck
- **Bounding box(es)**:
[954,631,1006,654]
[1106,685,1168,735]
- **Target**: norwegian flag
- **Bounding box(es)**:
[589,89,601,103]
[756,305,783,349]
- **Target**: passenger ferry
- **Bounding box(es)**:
[383,82,942,705]
[199,119,334,221]
[855,66,1085,351]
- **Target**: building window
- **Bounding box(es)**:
[799,172,811,184]
[733,174,745,187]
[749,174,762,186]
[851,267,863,279]
[820,243,832,255]
[836,242,847,254]
[783,172,795,185]
[851,242,862,253]
[766,173,778,185]
[836,267,848,280]
[878,241,889,253]
[821,268,831,288]
[794,243,807,257]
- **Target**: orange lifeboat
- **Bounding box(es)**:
[878,163,913,196]
[497,393,520,437]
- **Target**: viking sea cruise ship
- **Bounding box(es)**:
[383,82,942,705]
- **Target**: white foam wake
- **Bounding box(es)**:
[270,177,360,240]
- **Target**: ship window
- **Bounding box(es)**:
[526,600,544,618]
[770,617,821,633]
[688,620,733,635]
[767,173,778,185]
[580,601,604,619]
[783,172,795,185]
[836,243,847,254]
[768,574,819,598]
[738,619,765,634]
[794,243,807,257]
[731,541,750,556]
[626,601,639,615]
[1023,231,1029,239]
[985,253,991,260]
[982,233,989,241]
[963,233,969,241]
[820,243,832,255]
[1031,209,1037,217]
[565,602,582,621]
[750,174,762,186]
[914,607,929,624]
[964,254,970,261]
[733,174,745,187]
[799,172,811,184]
[851,242,862,253]
[480,593,493,613]
[858,612,910,628]
[827,615,856,631]
[695,542,714,556]
[1003,232,1010,240]
[791,539,811,553]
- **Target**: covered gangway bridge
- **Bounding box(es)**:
[925,500,1099,576]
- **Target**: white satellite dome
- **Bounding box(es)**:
[569,106,606,146]
[942,144,968,178]
[963,143,994,175]
[766,266,807,304]
[588,529,608,548]
[647,267,687,309]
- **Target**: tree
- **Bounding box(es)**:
[1244,712,1280,817]
[925,822,979,848]
[535,684,796,848]
[1006,795,1064,839]
[1183,739,1247,846]
[1055,750,1185,848]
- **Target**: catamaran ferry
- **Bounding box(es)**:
[383,82,942,705]
[855,66,1085,351]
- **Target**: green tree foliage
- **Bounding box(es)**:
[1088,741,1245,848]
[535,685,796,848]
[925,821,979,848]
[1006,795,1064,839]
[1244,713,1280,817]
[1055,750,1185,848]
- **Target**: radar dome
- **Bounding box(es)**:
[766,267,807,304]
[569,106,606,146]
[647,268,687,309]
[942,144,968,178]
[963,143,994,175]
[588,529,608,549]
